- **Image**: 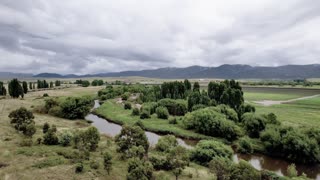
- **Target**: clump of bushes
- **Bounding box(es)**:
[124,102,132,110]
[132,107,140,116]
[156,106,169,119]
[9,107,36,137]
[157,99,187,116]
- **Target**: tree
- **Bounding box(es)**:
[43,122,50,133]
[193,82,200,92]
[29,82,33,90]
[127,158,153,180]
[0,81,7,96]
[22,81,28,94]
[242,113,267,138]
[190,140,233,166]
[50,81,54,88]
[167,146,189,180]
[8,79,24,98]
[115,125,149,157]
[155,106,169,119]
[103,151,113,175]
[208,157,233,180]
[55,80,61,87]
[9,107,35,136]
[59,96,92,119]
[74,127,100,151]
[32,83,35,89]
[155,135,178,152]
[184,79,191,90]
[81,80,90,87]
[43,127,59,145]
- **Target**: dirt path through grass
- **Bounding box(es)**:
[252,94,320,106]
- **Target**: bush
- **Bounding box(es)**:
[237,137,254,154]
[208,157,233,180]
[103,151,112,174]
[132,108,140,116]
[168,117,177,124]
[24,123,36,137]
[48,106,62,117]
[242,113,267,138]
[43,128,59,145]
[58,131,73,146]
[156,106,169,119]
[190,140,233,166]
[140,109,150,119]
[230,160,261,180]
[43,122,50,133]
[191,104,207,111]
[134,120,145,130]
[20,138,33,147]
[9,107,35,136]
[90,160,100,169]
[157,99,187,116]
[128,145,145,159]
[287,164,298,178]
[183,108,242,141]
[75,163,84,173]
[155,135,178,152]
[121,92,130,100]
[60,96,92,119]
[43,93,49,97]
[124,102,132,110]
[127,158,153,180]
[142,102,158,115]
[214,104,239,122]
[73,127,100,151]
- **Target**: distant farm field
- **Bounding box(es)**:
[243,87,320,128]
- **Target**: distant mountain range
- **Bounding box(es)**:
[2,64,320,79]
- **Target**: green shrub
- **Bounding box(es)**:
[230,160,261,180]
[124,102,132,110]
[43,128,59,145]
[58,131,73,146]
[48,106,62,117]
[142,102,158,114]
[90,160,100,169]
[155,135,178,152]
[60,96,92,120]
[121,92,130,100]
[127,158,153,180]
[242,113,267,138]
[190,140,233,166]
[43,93,49,97]
[33,157,65,169]
[168,117,177,124]
[9,107,35,136]
[140,109,150,119]
[156,106,169,119]
[157,99,187,116]
[75,163,84,173]
[134,120,145,130]
[103,151,113,174]
[132,107,140,116]
[208,157,233,180]
[43,122,50,133]
[287,164,298,178]
[237,137,254,154]
[73,127,100,151]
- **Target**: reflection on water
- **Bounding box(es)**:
[88,100,320,180]
[234,154,320,180]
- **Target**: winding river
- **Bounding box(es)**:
[86,100,320,180]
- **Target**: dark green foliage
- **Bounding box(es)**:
[155,106,169,119]
[184,79,191,90]
[115,125,149,157]
[132,108,140,116]
[183,108,241,141]
[9,107,36,136]
[265,113,280,125]
[190,140,233,166]
[230,160,261,180]
[260,125,320,164]
[103,151,112,174]
[237,137,254,154]
[140,109,150,119]
[128,145,146,159]
[44,98,59,112]
[193,82,200,92]
[75,163,84,173]
[161,81,186,99]
[73,127,100,151]
[91,79,104,86]
[55,80,61,86]
[212,104,239,122]
[43,122,50,133]
[208,157,233,180]
[22,81,28,94]
[127,158,153,180]
[0,81,7,96]
[155,135,178,152]
[58,131,73,146]
[8,79,24,98]
[157,99,187,116]
[37,80,49,89]
[29,82,33,90]
[121,92,130,100]
[43,127,59,145]
[43,93,49,97]
[191,104,206,111]
[142,102,158,115]
[168,117,178,124]
[237,104,256,120]
[49,81,53,88]
[187,91,210,111]
[242,113,267,138]
[167,146,189,180]
[59,96,92,119]
[81,80,90,87]
[124,102,132,110]
[133,120,145,129]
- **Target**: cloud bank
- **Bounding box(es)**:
[0,0,319,74]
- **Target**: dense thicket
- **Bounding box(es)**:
[161,81,186,99]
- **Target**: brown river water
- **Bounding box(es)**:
[86,100,320,180]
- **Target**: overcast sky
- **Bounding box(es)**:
[0,0,319,74]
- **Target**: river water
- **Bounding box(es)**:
[86,100,320,180]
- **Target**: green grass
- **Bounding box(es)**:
[94,100,222,141]
[254,96,320,128]
[244,92,301,101]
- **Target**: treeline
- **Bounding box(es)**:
[241,79,320,87]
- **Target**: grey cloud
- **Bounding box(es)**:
[0,0,319,74]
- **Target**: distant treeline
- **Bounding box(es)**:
[241,79,320,87]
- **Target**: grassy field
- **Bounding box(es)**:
[0,87,213,180]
